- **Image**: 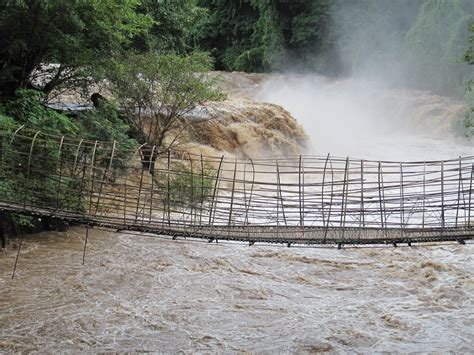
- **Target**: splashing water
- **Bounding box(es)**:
[256,74,473,160]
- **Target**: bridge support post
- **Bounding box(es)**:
[11,233,24,279]
[82,226,89,266]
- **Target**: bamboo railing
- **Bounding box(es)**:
[1,127,473,246]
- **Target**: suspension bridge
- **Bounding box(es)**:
[1,127,473,247]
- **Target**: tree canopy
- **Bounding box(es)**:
[0,0,151,98]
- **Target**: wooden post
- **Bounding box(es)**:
[82,226,89,265]
[11,233,24,279]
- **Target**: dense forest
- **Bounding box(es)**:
[1,0,473,97]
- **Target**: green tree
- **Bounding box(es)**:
[405,0,474,94]
[196,0,261,71]
[0,0,151,99]
[107,51,224,155]
[196,0,334,72]
[133,0,207,54]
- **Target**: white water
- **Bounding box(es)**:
[257,75,473,160]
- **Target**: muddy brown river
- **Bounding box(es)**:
[0,227,472,353]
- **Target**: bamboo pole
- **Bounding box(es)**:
[276,159,287,226]
[422,161,426,229]
[441,160,445,228]
[209,155,224,226]
[87,141,98,216]
[360,160,365,240]
[188,152,194,227]
[94,141,116,216]
[378,161,384,229]
[321,153,330,227]
[323,156,334,243]
[54,136,65,211]
[455,156,461,228]
[400,162,404,233]
[23,131,41,210]
[468,163,473,228]
[340,157,349,240]
[167,149,171,225]
[148,145,156,223]
[228,159,238,228]
[298,155,303,233]
[200,153,204,226]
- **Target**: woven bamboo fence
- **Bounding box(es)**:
[1,127,473,246]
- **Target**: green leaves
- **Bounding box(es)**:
[195,0,333,72]
[1,89,79,136]
[108,51,224,148]
[0,0,152,98]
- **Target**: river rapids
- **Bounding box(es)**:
[1,73,473,353]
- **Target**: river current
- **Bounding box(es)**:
[1,74,473,353]
[1,228,473,353]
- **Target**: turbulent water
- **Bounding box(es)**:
[257,74,473,160]
[1,228,473,353]
[1,74,473,353]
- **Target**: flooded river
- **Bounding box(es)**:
[1,74,473,352]
[0,228,473,353]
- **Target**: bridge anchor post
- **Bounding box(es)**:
[82,226,90,266]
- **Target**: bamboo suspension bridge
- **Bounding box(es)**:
[1,127,473,248]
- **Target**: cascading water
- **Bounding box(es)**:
[256,74,473,160]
